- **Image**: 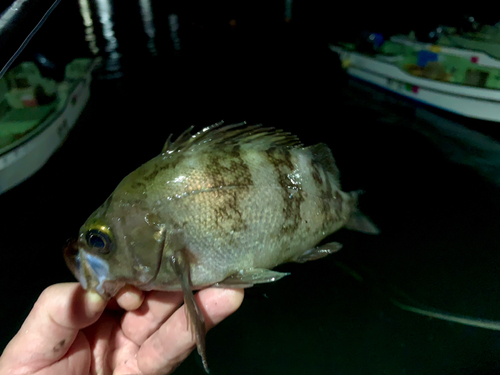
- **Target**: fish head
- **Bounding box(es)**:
[64,196,166,298]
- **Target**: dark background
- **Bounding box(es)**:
[2,1,500,374]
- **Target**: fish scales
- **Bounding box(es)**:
[64,122,378,373]
[110,142,352,289]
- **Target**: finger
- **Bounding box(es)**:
[115,285,145,311]
[0,283,106,373]
[121,290,185,346]
[136,288,244,375]
[106,297,122,311]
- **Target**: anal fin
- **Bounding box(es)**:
[214,268,289,288]
[293,242,342,263]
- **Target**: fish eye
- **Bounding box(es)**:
[85,229,112,254]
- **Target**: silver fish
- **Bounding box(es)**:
[64,121,378,372]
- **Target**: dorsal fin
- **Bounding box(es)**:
[161,121,303,155]
[162,125,194,153]
[306,143,340,183]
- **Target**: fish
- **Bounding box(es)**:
[64,121,378,372]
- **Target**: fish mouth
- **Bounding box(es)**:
[63,238,80,280]
[63,238,120,298]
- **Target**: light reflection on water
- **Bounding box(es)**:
[138,0,157,56]
[78,0,99,55]
[347,78,500,188]
[413,108,500,187]
[75,0,168,75]
[73,0,295,76]
[94,0,121,77]
[168,13,181,52]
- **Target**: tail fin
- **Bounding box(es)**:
[305,145,379,235]
[345,209,380,235]
[345,191,379,234]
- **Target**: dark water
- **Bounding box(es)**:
[2,2,500,374]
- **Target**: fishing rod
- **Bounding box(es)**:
[0,0,61,79]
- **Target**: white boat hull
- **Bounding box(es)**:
[0,70,92,195]
[330,45,500,123]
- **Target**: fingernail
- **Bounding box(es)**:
[85,290,106,312]
[116,285,144,311]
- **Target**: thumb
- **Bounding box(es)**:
[0,283,106,373]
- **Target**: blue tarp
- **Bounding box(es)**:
[417,50,438,68]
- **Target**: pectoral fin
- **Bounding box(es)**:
[293,242,343,263]
[168,248,209,373]
[214,268,290,288]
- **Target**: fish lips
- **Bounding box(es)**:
[63,238,79,276]
[63,239,123,298]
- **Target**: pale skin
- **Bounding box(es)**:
[0,283,244,375]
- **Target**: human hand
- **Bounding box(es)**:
[0,283,244,374]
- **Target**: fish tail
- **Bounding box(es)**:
[345,209,380,234]
[344,191,379,234]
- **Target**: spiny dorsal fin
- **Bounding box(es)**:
[306,143,340,183]
[162,125,194,153]
[161,121,303,155]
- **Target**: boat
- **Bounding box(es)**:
[435,23,500,60]
[329,32,500,122]
[0,57,99,195]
